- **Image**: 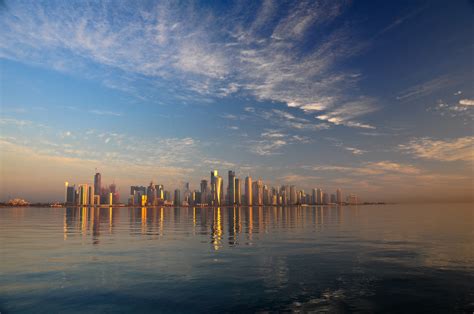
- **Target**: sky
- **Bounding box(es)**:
[0,0,473,203]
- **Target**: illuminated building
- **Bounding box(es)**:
[210,170,223,206]
[312,188,317,205]
[79,184,89,206]
[140,194,147,206]
[109,192,114,206]
[64,181,69,203]
[245,176,252,205]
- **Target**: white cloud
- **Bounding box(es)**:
[89,110,122,116]
[399,136,474,162]
[249,130,310,156]
[310,161,421,176]
[345,147,367,155]
[0,1,377,128]
[459,99,474,106]
[315,97,377,129]
[396,75,456,101]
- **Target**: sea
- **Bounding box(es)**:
[1,204,473,313]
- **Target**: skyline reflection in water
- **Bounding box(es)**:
[61,206,350,250]
[1,204,473,313]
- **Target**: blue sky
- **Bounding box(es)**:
[0,0,473,203]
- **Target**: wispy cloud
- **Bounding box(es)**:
[89,109,122,116]
[315,97,377,129]
[248,129,310,156]
[396,75,457,101]
[310,161,421,176]
[256,108,330,131]
[0,0,377,128]
[399,136,474,162]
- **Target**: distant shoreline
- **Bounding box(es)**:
[0,203,387,208]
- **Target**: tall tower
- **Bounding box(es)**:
[228,170,236,205]
[336,188,342,204]
[88,185,94,205]
[94,172,101,196]
[200,180,208,204]
[235,178,241,205]
[245,176,252,206]
[79,184,89,205]
[214,176,223,206]
[174,189,181,206]
[290,185,297,205]
[312,188,317,205]
[64,182,69,203]
[316,188,323,205]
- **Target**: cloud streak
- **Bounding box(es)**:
[399,137,474,162]
[0,0,377,128]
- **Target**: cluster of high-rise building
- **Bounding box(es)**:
[64,172,120,206]
[127,169,358,207]
[65,169,359,207]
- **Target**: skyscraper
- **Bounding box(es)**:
[227,170,236,205]
[245,176,252,205]
[200,179,208,204]
[94,172,101,196]
[347,194,358,205]
[147,181,157,205]
[316,188,323,205]
[215,176,223,206]
[312,188,317,205]
[235,178,241,205]
[65,183,75,205]
[254,179,263,206]
[290,185,297,205]
[88,185,94,205]
[79,184,89,205]
[156,184,164,199]
[323,192,329,205]
[174,189,181,206]
[210,170,223,206]
[336,188,342,204]
[263,185,269,205]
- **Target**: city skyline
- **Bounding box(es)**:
[1,1,473,204]
[62,169,358,207]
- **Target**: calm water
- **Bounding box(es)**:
[1,204,473,313]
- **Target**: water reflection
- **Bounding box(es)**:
[63,206,351,248]
[1,204,473,313]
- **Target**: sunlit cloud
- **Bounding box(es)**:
[459,99,474,106]
[399,136,474,162]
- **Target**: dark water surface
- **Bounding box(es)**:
[1,204,473,313]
